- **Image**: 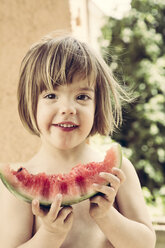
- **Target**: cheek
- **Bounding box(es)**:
[82,104,95,126]
[90,103,96,120]
[36,104,53,130]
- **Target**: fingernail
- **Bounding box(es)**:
[33,199,38,206]
[57,193,62,200]
[93,183,97,187]
[93,183,100,189]
[99,172,105,176]
[112,167,117,171]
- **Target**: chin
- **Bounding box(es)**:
[53,141,76,150]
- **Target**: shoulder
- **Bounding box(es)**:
[121,156,135,170]
[121,157,139,179]
[119,156,142,192]
[116,157,146,216]
[121,156,134,169]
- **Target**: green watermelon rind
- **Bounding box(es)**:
[0,143,122,207]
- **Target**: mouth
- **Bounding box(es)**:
[52,122,79,132]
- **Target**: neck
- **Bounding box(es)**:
[28,139,92,174]
[41,139,88,161]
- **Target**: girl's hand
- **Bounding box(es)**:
[32,194,73,243]
[89,167,125,220]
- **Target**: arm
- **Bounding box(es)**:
[0,179,73,248]
[89,157,156,248]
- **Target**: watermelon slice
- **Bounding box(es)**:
[0,143,122,207]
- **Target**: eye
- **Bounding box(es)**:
[77,94,91,101]
[44,93,58,99]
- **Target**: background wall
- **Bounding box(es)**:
[0,0,71,163]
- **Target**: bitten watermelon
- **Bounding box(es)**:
[0,143,122,206]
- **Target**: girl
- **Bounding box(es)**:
[0,33,156,248]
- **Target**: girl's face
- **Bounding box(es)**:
[36,75,95,150]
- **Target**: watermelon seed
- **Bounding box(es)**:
[17,167,23,172]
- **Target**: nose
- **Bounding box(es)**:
[60,102,76,115]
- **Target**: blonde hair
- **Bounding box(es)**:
[17,32,131,137]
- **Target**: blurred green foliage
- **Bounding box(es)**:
[99,0,165,193]
[143,186,165,216]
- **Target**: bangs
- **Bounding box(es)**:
[34,36,97,93]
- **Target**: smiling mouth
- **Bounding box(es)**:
[52,122,79,131]
[57,123,78,128]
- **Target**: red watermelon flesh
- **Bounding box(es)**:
[0,143,122,206]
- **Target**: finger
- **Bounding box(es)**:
[93,183,115,196]
[57,206,73,224]
[32,199,45,218]
[92,184,116,202]
[90,195,109,209]
[99,172,121,191]
[112,167,126,184]
[63,210,74,229]
[48,194,62,222]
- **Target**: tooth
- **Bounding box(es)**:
[58,124,76,128]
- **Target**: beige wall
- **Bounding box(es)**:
[0,0,71,163]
